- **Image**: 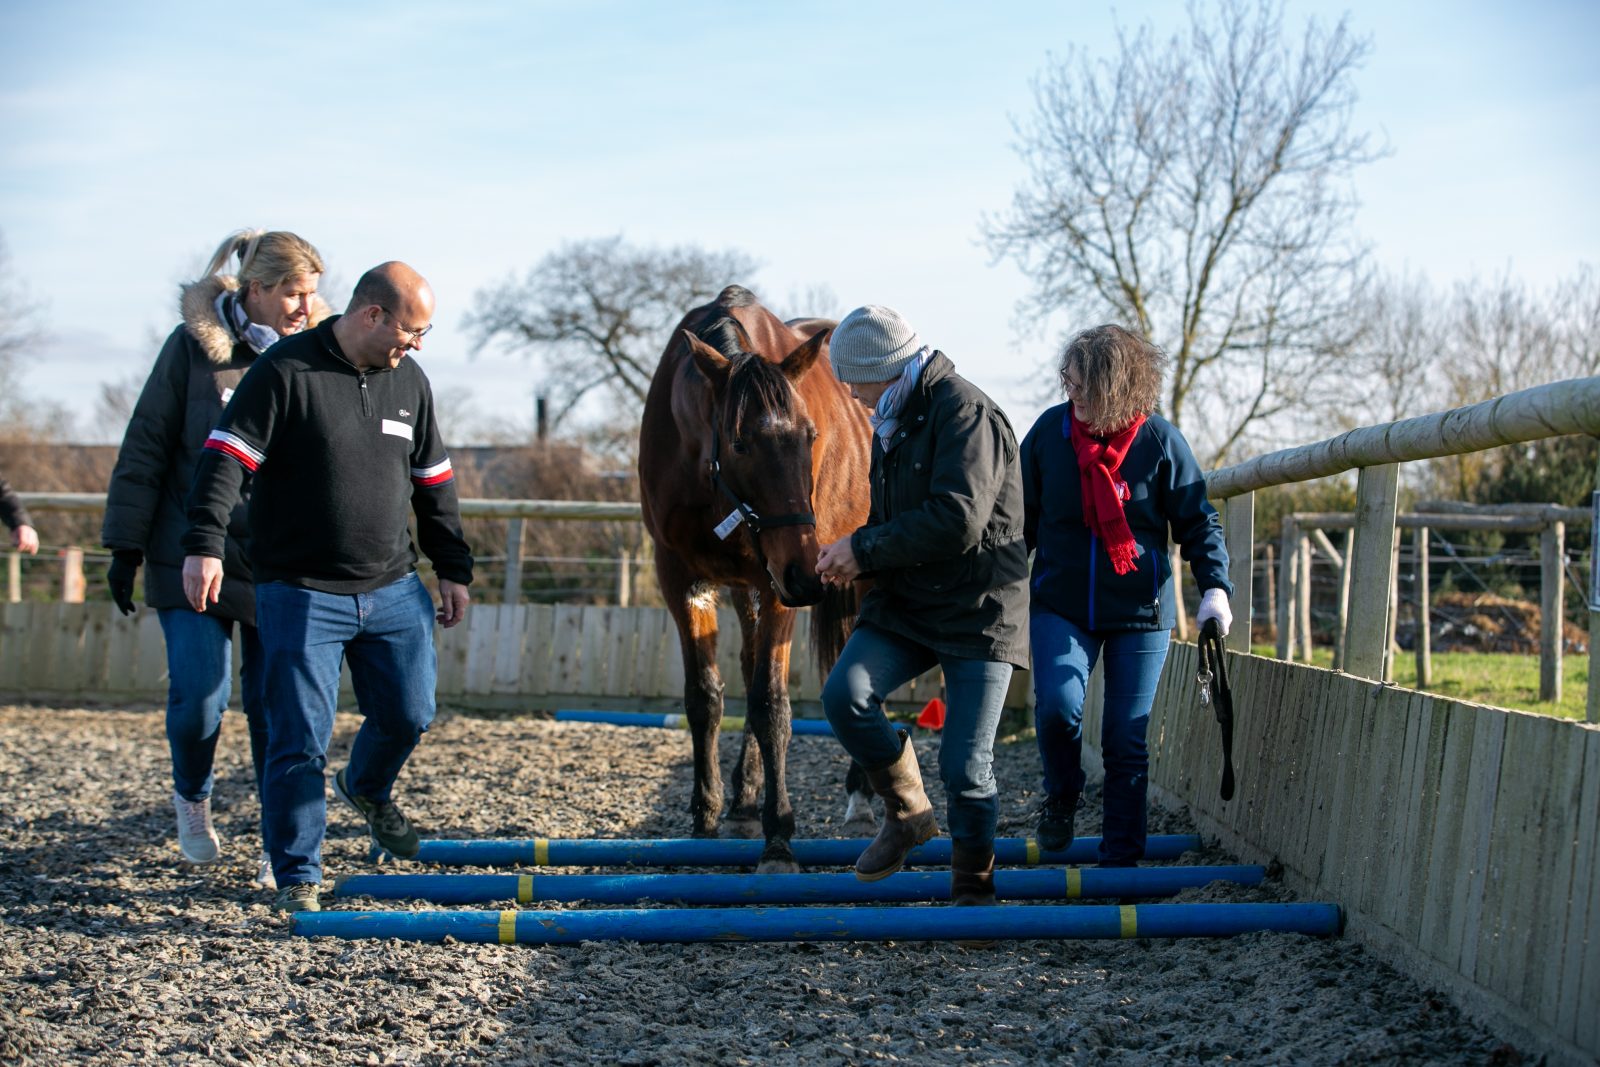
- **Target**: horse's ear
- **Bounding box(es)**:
[780,327,830,383]
[684,331,730,387]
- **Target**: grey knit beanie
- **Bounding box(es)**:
[829,305,925,383]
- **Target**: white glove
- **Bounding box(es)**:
[1195,588,1232,638]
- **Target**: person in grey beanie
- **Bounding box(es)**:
[816,305,1030,913]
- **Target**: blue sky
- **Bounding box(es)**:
[2,0,1596,443]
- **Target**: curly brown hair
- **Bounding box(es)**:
[1058,324,1166,433]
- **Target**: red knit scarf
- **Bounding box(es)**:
[1069,409,1147,576]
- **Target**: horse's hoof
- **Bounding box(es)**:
[756,856,801,875]
[841,813,878,835]
[722,817,763,840]
[691,825,721,840]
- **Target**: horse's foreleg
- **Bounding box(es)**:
[663,567,725,838]
[748,603,798,873]
[726,586,764,837]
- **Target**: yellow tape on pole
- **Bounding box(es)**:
[1066,868,1081,898]
[517,875,532,904]
[1025,837,1040,865]
[534,838,549,866]
[1119,905,1137,938]
[498,910,517,944]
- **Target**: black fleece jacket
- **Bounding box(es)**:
[183,316,473,593]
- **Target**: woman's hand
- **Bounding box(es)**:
[1195,587,1232,637]
[816,536,862,584]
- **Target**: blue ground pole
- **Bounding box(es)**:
[553,709,835,735]
[334,865,1265,905]
[292,902,1342,944]
[410,835,1203,868]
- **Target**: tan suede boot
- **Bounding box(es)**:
[854,730,939,881]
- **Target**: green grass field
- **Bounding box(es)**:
[1249,644,1591,720]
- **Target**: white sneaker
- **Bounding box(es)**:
[255,852,277,891]
[173,792,220,863]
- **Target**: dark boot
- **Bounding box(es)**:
[855,730,939,881]
[1036,794,1077,854]
[951,839,997,948]
[951,840,996,907]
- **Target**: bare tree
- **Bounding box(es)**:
[0,232,72,444]
[464,236,759,428]
[984,0,1381,465]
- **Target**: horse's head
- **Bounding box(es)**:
[685,325,830,607]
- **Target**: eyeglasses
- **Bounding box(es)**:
[380,307,433,343]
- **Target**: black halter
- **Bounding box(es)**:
[707,426,815,563]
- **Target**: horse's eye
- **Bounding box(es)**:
[731,439,748,455]
[805,426,818,444]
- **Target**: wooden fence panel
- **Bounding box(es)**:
[492,604,528,695]
[546,604,584,695]
[133,610,166,692]
[1566,727,1600,1049]
[104,609,139,693]
[517,605,556,699]
[1458,705,1508,983]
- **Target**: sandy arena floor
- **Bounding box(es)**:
[0,704,1519,1065]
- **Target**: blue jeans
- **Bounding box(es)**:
[158,609,268,819]
[1030,611,1170,866]
[822,622,1013,845]
[255,573,438,886]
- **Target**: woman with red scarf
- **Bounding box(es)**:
[1020,325,1232,866]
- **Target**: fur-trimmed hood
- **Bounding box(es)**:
[179,274,334,365]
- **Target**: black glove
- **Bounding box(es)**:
[107,549,142,616]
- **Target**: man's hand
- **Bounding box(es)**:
[816,535,862,585]
[182,555,224,613]
[11,524,38,555]
[436,578,470,628]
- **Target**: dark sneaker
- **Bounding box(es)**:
[334,768,421,859]
[273,882,321,913]
[1037,795,1077,853]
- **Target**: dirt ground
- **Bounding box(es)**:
[0,704,1520,1066]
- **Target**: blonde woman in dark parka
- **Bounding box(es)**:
[102,230,328,887]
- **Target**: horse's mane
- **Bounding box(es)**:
[695,287,799,435]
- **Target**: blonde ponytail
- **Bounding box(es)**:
[199,228,324,290]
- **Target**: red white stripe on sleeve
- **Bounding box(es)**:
[411,457,453,487]
[204,429,266,472]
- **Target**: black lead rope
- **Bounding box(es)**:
[1196,618,1236,801]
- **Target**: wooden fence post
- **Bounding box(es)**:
[1414,525,1431,687]
[6,552,18,603]
[1334,528,1354,671]
[617,548,632,608]
[1224,493,1254,654]
[1343,464,1400,679]
[1262,542,1276,642]
[1298,529,1313,662]
[61,547,85,603]
[1385,529,1401,682]
[1541,520,1565,703]
[1277,518,1297,661]
[502,519,524,605]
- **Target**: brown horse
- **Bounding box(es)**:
[639,285,873,872]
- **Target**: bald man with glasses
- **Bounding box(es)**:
[183,261,474,913]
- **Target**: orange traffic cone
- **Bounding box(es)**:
[915,697,946,731]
